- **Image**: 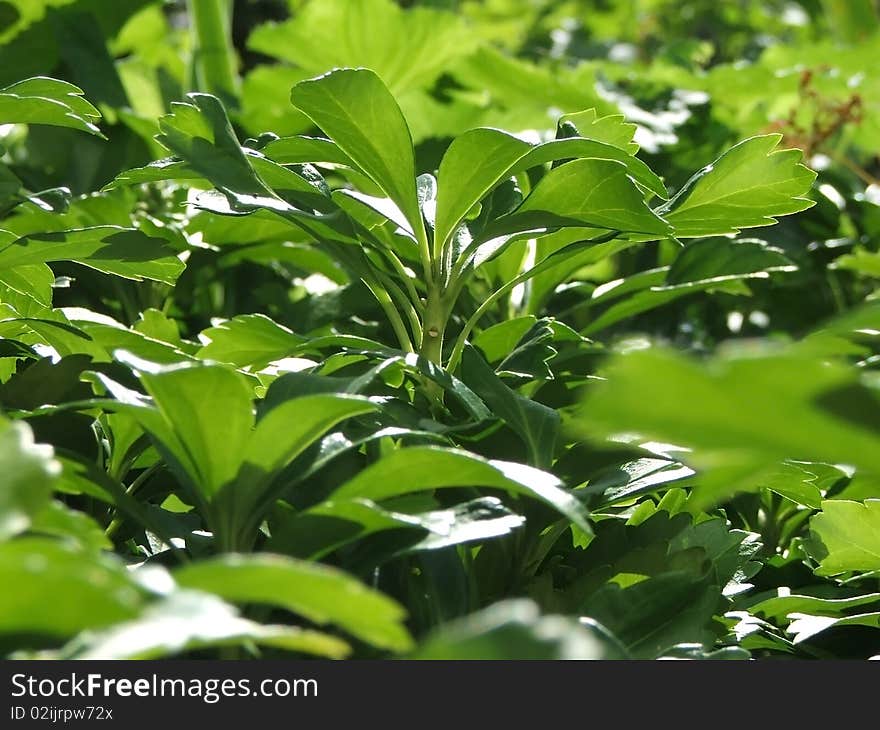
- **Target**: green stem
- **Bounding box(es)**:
[372,266,423,346]
[188,0,239,104]
[362,274,415,353]
[104,463,162,539]
[415,224,435,289]
[377,247,424,311]
[325,241,416,352]
[446,271,528,373]
[112,279,138,325]
[446,230,622,372]
[418,283,452,408]
[419,284,448,364]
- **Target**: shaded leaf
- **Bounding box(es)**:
[0,226,184,284]
[461,345,559,468]
[331,446,592,534]
[271,496,525,560]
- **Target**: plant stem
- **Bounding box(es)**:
[420,283,448,364]
[362,274,416,353]
[187,0,239,105]
[372,266,423,345]
[104,463,161,539]
[377,247,423,310]
[329,242,416,352]
[446,270,529,373]
[446,230,622,372]
[418,283,451,408]
[415,225,435,289]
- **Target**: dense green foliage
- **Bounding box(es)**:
[1,0,879,660]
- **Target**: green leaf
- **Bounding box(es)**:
[156,93,287,212]
[748,590,880,621]
[663,135,817,237]
[240,65,312,138]
[450,45,610,135]
[0,162,22,208]
[0,418,59,541]
[28,500,112,551]
[0,76,102,135]
[578,345,880,507]
[134,308,181,345]
[125,358,254,499]
[271,496,525,560]
[412,600,622,659]
[291,69,423,238]
[55,312,190,366]
[833,247,880,278]
[0,315,103,360]
[435,129,667,253]
[249,0,476,97]
[762,461,840,510]
[0,2,77,46]
[472,316,541,364]
[0,226,184,284]
[580,457,695,509]
[460,345,559,468]
[237,394,377,497]
[263,135,357,166]
[0,352,93,412]
[808,500,880,575]
[0,264,54,308]
[525,231,636,315]
[111,356,377,551]
[331,446,592,534]
[434,128,531,252]
[518,138,667,199]
[582,572,720,658]
[56,590,349,660]
[562,512,755,657]
[196,313,305,368]
[558,109,639,153]
[174,553,412,652]
[786,611,880,645]
[494,158,672,238]
[582,238,796,334]
[0,538,147,642]
[666,237,796,284]
[265,348,491,423]
[103,157,204,189]
[400,498,525,553]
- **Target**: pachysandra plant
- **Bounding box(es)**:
[108,68,815,400]
[1,0,879,663]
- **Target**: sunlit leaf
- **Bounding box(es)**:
[663,135,816,237]
[175,553,412,651]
